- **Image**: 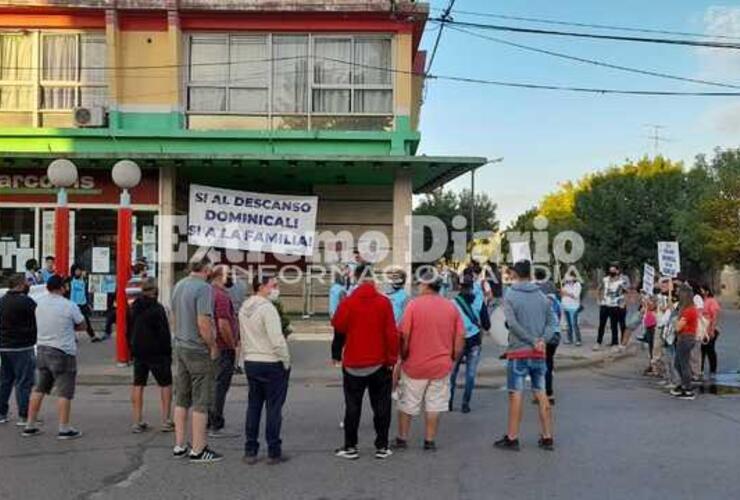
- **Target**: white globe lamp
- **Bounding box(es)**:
[47,159,78,204]
[112,160,141,206]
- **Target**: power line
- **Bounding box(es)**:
[430,7,740,42]
[429,18,740,50]
[447,25,740,90]
[426,0,457,73]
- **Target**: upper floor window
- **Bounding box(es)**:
[0,31,107,116]
[186,33,393,117]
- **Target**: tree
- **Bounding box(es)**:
[413,188,498,260]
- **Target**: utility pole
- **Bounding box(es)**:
[644,124,668,156]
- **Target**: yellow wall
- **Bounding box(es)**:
[393,32,412,118]
[117,31,180,108]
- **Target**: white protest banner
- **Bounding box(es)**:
[92,247,110,274]
[642,263,655,295]
[188,184,318,257]
[657,241,680,277]
[510,241,532,264]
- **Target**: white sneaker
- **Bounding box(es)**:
[592,344,602,351]
[15,419,28,427]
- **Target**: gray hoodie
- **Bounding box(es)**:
[503,281,555,353]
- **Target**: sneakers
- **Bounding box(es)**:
[160,420,175,433]
[334,446,359,460]
[375,448,393,460]
[391,437,408,450]
[461,404,471,414]
[15,419,28,428]
[189,446,224,463]
[575,341,582,347]
[674,390,696,401]
[669,387,683,397]
[538,436,555,451]
[423,440,437,452]
[493,435,520,451]
[592,344,602,352]
[173,444,189,458]
[21,427,42,438]
[57,428,82,440]
[0,415,7,424]
[131,422,149,434]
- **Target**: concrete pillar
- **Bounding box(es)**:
[157,165,176,307]
[105,9,119,128]
[392,168,413,287]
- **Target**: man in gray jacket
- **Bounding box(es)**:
[494,260,556,452]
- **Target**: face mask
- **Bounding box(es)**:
[225,277,234,288]
[268,289,280,301]
[609,271,617,277]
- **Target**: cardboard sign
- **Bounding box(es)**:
[642,263,655,295]
[657,241,680,277]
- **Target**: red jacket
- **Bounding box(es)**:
[331,283,399,368]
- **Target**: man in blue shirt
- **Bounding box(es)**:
[40,256,55,284]
[22,275,85,440]
[449,276,490,413]
[386,270,409,324]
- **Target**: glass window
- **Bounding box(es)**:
[272,35,308,113]
[0,33,34,110]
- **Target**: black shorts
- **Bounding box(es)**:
[133,356,173,387]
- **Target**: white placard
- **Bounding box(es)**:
[93,292,108,311]
[19,233,31,248]
[0,242,8,269]
[188,184,319,257]
[42,211,55,259]
[142,225,156,244]
[142,243,157,277]
[657,241,680,277]
[642,263,655,295]
[92,247,110,274]
[131,216,138,264]
[15,247,34,272]
[510,241,532,264]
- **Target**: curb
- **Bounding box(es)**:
[77,344,641,387]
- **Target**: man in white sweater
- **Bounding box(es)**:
[239,274,291,465]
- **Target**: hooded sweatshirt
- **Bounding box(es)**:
[331,282,399,368]
[503,281,555,359]
[128,295,172,359]
[239,295,290,368]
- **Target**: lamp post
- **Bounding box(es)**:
[112,160,141,365]
[47,159,78,277]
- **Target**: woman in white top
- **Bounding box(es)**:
[560,275,583,345]
[595,263,630,350]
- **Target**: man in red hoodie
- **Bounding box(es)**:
[331,264,399,461]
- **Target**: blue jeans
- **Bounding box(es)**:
[564,308,581,343]
[0,350,36,419]
[244,361,290,458]
[506,358,546,393]
[449,342,482,407]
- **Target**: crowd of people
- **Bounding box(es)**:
[0,253,725,464]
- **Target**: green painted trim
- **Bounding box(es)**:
[109,111,184,131]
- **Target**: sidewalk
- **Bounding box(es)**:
[77,313,642,386]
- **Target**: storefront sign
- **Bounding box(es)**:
[657,241,680,277]
[188,184,318,257]
[0,169,158,205]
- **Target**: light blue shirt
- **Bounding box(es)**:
[70,277,87,305]
[454,297,481,339]
[40,268,54,284]
[329,283,346,319]
[35,294,84,356]
[387,288,409,324]
[473,281,485,314]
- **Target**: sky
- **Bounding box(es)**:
[416,0,740,226]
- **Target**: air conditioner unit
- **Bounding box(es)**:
[73,106,106,127]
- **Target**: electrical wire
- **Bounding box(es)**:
[429,6,740,42]
[429,18,740,50]
[447,25,740,90]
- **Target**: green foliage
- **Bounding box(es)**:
[509,152,739,277]
[414,188,498,259]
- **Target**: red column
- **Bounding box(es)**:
[115,206,132,364]
[54,206,70,277]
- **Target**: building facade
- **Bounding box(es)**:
[0,0,485,313]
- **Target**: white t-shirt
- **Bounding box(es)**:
[601,276,628,307]
[561,282,582,310]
